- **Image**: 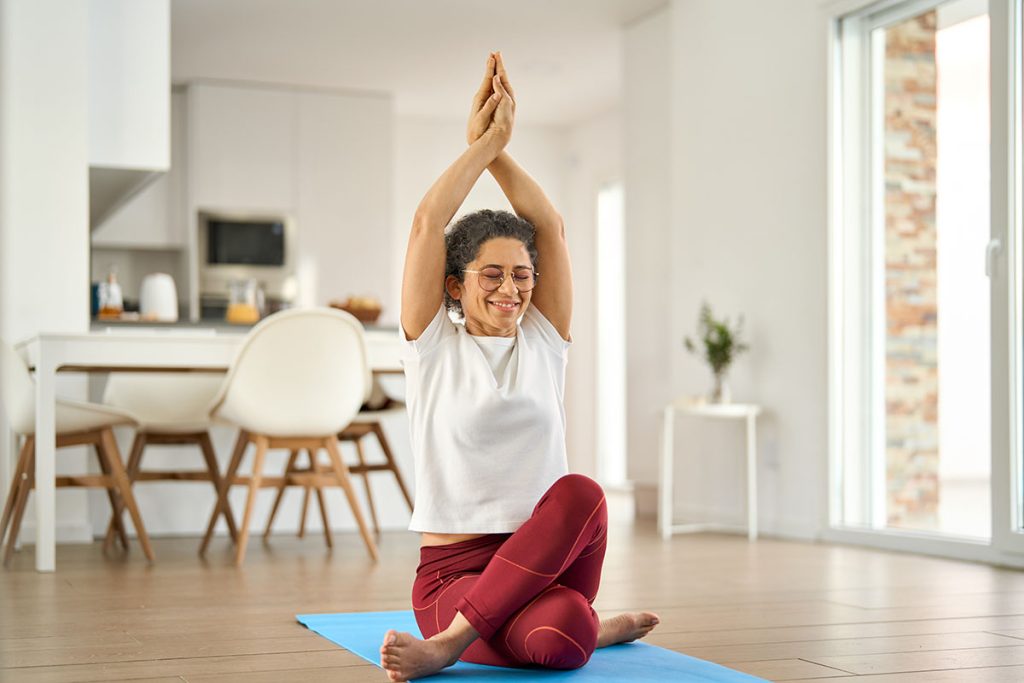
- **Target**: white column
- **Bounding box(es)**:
[659,404,675,539]
[0,0,91,570]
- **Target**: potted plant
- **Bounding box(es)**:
[684,302,749,404]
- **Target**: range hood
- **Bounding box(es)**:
[89,166,164,229]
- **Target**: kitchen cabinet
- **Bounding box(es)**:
[184,83,392,318]
[295,90,392,309]
[91,90,186,248]
[88,0,170,170]
[87,0,170,229]
[187,84,295,212]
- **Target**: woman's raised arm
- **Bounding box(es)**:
[401,88,509,341]
[482,54,572,340]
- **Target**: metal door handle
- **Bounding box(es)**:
[986,238,1003,278]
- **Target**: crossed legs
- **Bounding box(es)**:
[380,474,659,681]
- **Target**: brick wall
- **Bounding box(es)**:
[883,11,939,528]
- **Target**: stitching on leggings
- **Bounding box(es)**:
[502,585,564,658]
[555,497,606,575]
[523,625,588,663]
[412,574,473,612]
[576,540,605,560]
[493,554,559,577]
[492,497,606,579]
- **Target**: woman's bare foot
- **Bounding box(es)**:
[596,611,660,648]
[379,613,478,682]
[378,630,460,682]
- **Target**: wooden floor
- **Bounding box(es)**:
[3,523,1024,682]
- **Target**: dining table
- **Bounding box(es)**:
[12,327,403,572]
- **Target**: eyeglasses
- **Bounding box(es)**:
[463,267,539,293]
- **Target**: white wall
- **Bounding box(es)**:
[624,8,674,510]
[562,109,622,479]
[0,0,94,543]
[623,0,829,539]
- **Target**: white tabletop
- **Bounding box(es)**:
[668,396,762,417]
[17,328,404,373]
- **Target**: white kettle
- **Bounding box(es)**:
[139,273,179,322]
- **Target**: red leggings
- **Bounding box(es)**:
[412,474,608,670]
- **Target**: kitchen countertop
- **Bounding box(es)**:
[90,317,399,334]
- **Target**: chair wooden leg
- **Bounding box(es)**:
[96,440,130,552]
[372,423,414,512]
[323,437,378,561]
[234,435,268,566]
[98,428,154,563]
[0,436,32,548]
[200,431,247,555]
[297,478,311,539]
[198,432,239,543]
[310,449,333,549]
[263,449,299,539]
[4,445,34,567]
[352,437,380,536]
[103,432,142,552]
[105,433,145,550]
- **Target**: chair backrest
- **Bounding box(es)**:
[211,307,369,437]
[104,372,226,425]
[0,339,37,436]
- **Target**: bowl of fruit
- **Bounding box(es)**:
[330,296,382,324]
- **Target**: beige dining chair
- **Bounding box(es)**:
[198,308,378,565]
[100,372,238,551]
[262,373,413,540]
[0,340,154,565]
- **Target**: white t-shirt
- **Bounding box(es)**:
[399,304,571,533]
[469,334,517,385]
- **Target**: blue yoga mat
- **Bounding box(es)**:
[297,610,766,682]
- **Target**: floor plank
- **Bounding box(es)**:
[809,645,1024,675]
[728,658,856,680]
[793,665,1024,682]
[680,631,1024,662]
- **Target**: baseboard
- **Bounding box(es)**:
[633,483,658,519]
[19,521,94,544]
[632,482,820,541]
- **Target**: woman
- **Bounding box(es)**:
[380,53,659,682]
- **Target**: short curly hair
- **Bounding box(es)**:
[444,209,538,319]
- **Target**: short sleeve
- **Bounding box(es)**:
[521,305,572,354]
[399,305,456,360]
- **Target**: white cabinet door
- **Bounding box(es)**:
[295,91,392,308]
[188,84,295,212]
[91,90,185,248]
[88,0,169,170]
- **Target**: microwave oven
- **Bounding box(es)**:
[198,210,297,303]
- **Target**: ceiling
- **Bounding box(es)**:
[171,0,666,126]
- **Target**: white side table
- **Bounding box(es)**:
[659,398,762,540]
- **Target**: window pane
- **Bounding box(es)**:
[876,1,990,536]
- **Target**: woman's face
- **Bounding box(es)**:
[447,237,534,337]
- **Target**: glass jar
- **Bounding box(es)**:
[97,269,123,319]
[226,279,262,324]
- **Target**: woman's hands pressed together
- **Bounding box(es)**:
[466,52,515,150]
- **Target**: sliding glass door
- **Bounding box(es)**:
[990,0,1024,555]
[830,0,1023,559]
